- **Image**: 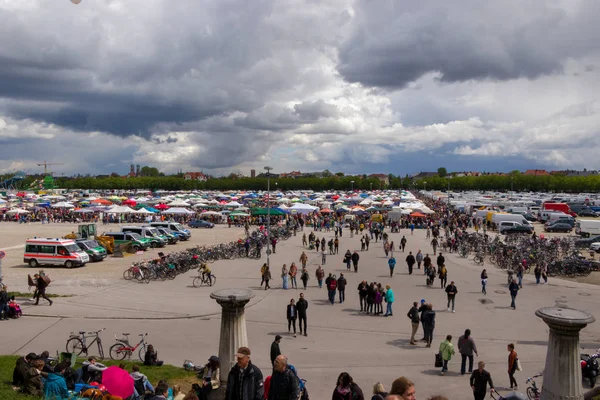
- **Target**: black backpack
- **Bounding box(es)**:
[133,377,149,399]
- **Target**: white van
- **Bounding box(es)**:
[491,213,533,229]
[547,213,575,224]
[24,238,89,268]
[575,220,600,237]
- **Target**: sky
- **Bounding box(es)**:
[1,0,600,177]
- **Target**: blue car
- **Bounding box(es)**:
[189,219,215,229]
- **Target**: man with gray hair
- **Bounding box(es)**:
[268,355,300,400]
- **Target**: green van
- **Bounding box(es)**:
[75,239,108,261]
[103,232,152,252]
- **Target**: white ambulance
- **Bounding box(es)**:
[24,238,90,268]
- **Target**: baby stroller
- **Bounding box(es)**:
[491,390,527,400]
[308,240,315,250]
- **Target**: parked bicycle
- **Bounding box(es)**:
[109,332,149,361]
[525,373,543,399]
[65,328,106,359]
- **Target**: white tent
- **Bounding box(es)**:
[288,203,318,214]
[200,211,221,216]
[225,201,243,207]
[167,199,190,207]
[52,201,75,208]
[0,199,7,204]
[134,208,155,214]
[6,208,30,214]
[162,207,194,215]
[72,208,95,213]
[106,205,136,214]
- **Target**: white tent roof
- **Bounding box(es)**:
[6,208,30,214]
[52,201,75,208]
[162,207,194,215]
[106,205,136,213]
[167,199,190,207]
[134,208,155,214]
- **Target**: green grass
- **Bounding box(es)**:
[8,292,73,299]
[0,355,197,399]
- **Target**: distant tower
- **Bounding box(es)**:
[251,169,256,178]
[136,165,141,176]
[130,164,135,175]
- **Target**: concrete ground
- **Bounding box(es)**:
[1,223,599,399]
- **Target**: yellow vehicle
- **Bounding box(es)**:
[371,214,383,223]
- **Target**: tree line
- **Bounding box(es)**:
[50,174,600,192]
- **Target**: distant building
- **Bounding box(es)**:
[250,169,256,178]
[368,173,390,186]
[550,169,599,177]
[279,171,302,178]
[411,172,439,179]
[523,169,549,176]
[184,172,209,181]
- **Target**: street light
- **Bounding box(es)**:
[264,166,273,267]
[350,180,355,191]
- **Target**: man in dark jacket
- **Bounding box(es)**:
[270,336,282,370]
[400,236,407,252]
[357,281,368,311]
[436,253,445,268]
[226,347,264,400]
[351,251,360,272]
[268,355,300,400]
[13,352,37,386]
[406,302,420,345]
[445,281,458,312]
[34,273,53,306]
[296,293,308,336]
[470,361,495,400]
[405,252,416,275]
[337,273,347,304]
[422,304,436,347]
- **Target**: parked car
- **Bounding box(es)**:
[577,209,598,217]
[522,213,537,222]
[544,222,573,233]
[575,235,600,248]
[503,225,533,235]
[75,239,108,262]
[590,243,600,253]
[189,219,215,228]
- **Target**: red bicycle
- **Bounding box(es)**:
[109,332,148,361]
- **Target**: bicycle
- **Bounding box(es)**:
[525,374,542,399]
[109,332,148,361]
[193,272,216,287]
[65,328,106,359]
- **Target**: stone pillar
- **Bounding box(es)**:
[536,307,595,400]
[211,288,254,384]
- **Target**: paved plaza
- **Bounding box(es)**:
[1,224,599,399]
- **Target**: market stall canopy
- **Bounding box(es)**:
[200,211,221,216]
[106,205,136,214]
[161,207,194,215]
[251,208,287,216]
[410,211,426,217]
[6,208,30,214]
[52,201,75,208]
[288,203,318,214]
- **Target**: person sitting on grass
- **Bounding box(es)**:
[23,359,46,396]
[44,362,69,400]
[144,344,164,366]
[131,364,155,397]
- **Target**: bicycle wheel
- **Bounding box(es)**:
[66,338,85,355]
[208,275,216,286]
[193,276,202,287]
[123,268,134,280]
[526,387,537,400]
[109,343,128,360]
[138,344,147,362]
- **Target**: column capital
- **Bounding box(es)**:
[536,307,595,334]
[211,288,254,307]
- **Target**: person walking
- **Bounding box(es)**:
[509,279,519,309]
[470,361,496,400]
[300,267,309,290]
[422,304,436,347]
[286,299,297,337]
[439,335,455,376]
[269,355,300,400]
[388,256,396,277]
[315,266,325,288]
[225,347,264,400]
[481,269,488,295]
[383,285,394,317]
[400,236,407,252]
[343,250,352,271]
[423,253,432,276]
[334,237,339,254]
[33,273,52,306]
[431,238,438,254]
[358,281,368,312]
[507,344,519,390]
[365,235,370,251]
[289,263,298,289]
[439,265,448,289]
[321,249,327,265]
[407,301,420,345]
[445,281,458,312]
[296,293,308,336]
[406,252,416,275]
[416,250,423,270]
[327,274,337,305]
[299,252,308,269]
[260,263,268,288]
[351,251,360,273]
[384,242,390,258]
[389,241,395,258]
[281,265,289,290]
[458,329,478,375]
[534,265,542,285]
[337,273,347,303]
[270,335,282,371]
[272,238,278,254]
[263,266,272,290]
[436,252,445,269]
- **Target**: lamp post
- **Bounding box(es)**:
[264,166,273,267]
[350,180,354,191]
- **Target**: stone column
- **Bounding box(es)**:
[536,306,595,400]
[211,288,254,384]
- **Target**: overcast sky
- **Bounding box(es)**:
[1,0,600,177]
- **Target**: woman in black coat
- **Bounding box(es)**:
[286,299,297,337]
[144,344,164,366]
[332,372,364,400]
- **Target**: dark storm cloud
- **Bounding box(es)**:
[338,0,600,89]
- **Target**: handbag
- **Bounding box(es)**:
[516,358,523,371]
[434,352,443,368]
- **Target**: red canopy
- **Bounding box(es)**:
[410,211,426,217]
[155,203,170,210]
[320,208,333,213]
[122,199,136,206]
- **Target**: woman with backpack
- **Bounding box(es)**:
[332,372,364,400]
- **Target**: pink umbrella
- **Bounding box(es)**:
[102,366,134,399]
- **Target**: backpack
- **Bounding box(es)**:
[328,280,337,290]
[133,377,148,399]
[288,364,309,400]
